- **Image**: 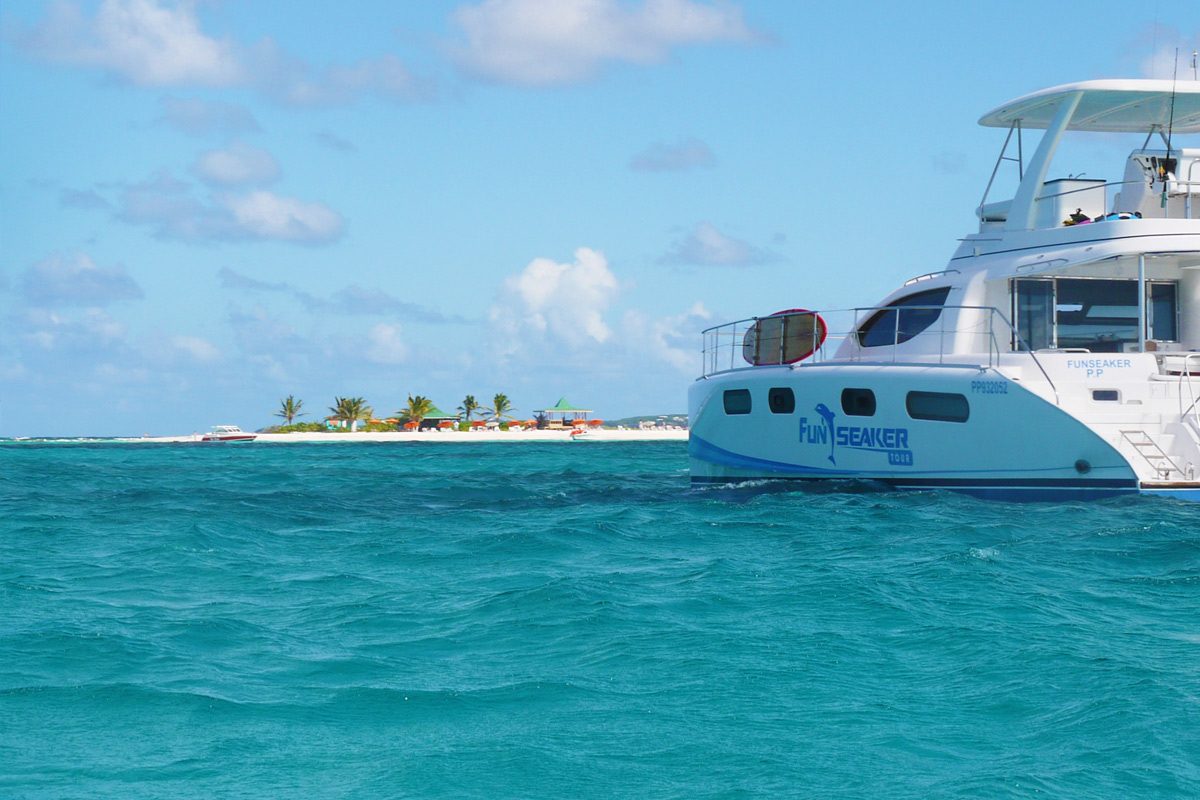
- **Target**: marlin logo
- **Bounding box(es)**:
[814,403,837,464]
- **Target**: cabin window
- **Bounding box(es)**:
[906,391,969,422]
[841,388,876,416]
[857,287,952,348]
[1013,277,1179,352]
[768,387,795,414]
[1014,279,1054,350]
[723,389,752,415]
[1055,279,1138,352]
[1150,283,1178,341]
[1092,390,1120,402]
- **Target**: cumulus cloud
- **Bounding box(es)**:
[159,96,260,137]
[223,191,343,243]
[19,0,242,86]
[193,141,280,186]
[116,172,344,244]
[364,323,408,365]
[621,301,712,372]
[169,334,220,362]
[490,247,620,355]
[21,253,143,307]
[629,137,715,172]
[16,1,432,105]
[659,221,775,266]
[449,0,759,86]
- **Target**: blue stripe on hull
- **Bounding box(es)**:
[688,432,1147,501]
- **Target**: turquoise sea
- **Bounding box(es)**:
[2,441,1198,798]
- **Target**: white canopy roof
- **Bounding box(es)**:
[979,79,1200,133]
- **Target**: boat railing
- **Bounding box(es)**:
[1177,352,1200,429]
[700,304,1060,402]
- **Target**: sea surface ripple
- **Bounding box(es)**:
[2,441,1198,798]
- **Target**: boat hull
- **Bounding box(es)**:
[687,363,1176,501]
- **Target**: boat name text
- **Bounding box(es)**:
[1066,358,1133,378]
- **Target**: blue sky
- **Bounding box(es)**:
[2,1,1199,435]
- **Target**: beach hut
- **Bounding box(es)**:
[534,398,594,429]
[417,405,460,431]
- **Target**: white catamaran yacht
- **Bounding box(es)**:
[689,79,1200,501]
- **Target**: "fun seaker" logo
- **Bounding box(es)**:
[798,404,914,466]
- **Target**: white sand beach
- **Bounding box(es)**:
[125,428,688,444]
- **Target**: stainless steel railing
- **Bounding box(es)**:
[700,304,1060,403]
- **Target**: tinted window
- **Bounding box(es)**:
[841,388,876,416]
[906,391,969,422]
[1092,390,1119,402]
[768,387,795,414]
[723,389,752,415]
[858,287,951,348]
[1150,282,1178,341]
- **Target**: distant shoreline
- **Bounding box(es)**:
[111,428,689,444]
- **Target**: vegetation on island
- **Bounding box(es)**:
[458,395,480,422]
[262,392,562,433]
[485,393,513,422]
[329,396,372,432]
[275,395,305,425]
[397,395,433,428]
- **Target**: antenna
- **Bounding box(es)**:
[1167,47,1179,155]
[1161,48,1180,208]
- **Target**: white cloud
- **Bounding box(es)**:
[490,247,620,354]
[115,173,344,245]
[223,190,344,244]
[660,221,775,266]
[630,137,715,172]
[621,301,712,372]
[194,141,280,186]
[449,0,758,86]
[170,335,220,362]
[1138,28,1200,79]
[21,253,143,307]
[21,0,241,86]
[18,307,128,354]
[364,323,408,365]
[18,2,432,104]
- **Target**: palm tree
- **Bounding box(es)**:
[458,394,480,422]
[486,393,513,422]
[329,396,371,432]
[275,395,305,425]
[398,394,434,429]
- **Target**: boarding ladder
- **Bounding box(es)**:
[1119,430,1184,481]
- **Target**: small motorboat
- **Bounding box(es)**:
[200,425,257,443]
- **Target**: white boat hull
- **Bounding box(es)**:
[689,363,1200,501]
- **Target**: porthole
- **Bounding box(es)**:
[723,389,752,415]
[841,388,876,417]
[1092,390,1119,402]
[768,387,795,414]
[906,391,969,422]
